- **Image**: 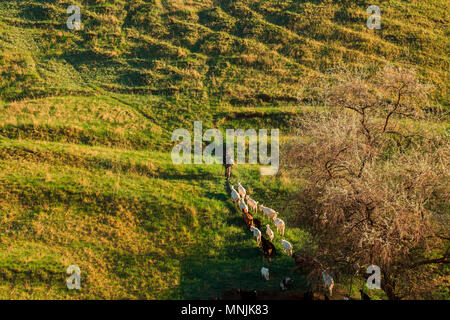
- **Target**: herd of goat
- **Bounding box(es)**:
[227,182,336,300]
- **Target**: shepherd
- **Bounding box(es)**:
[223,143,234,180]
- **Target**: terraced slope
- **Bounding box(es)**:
[0,0,448,299]
[0,0,448,106]
[0,137,315,299]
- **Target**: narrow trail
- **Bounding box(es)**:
[221,178,312,299]
[220,176,351,300]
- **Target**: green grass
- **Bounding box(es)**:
[0,0,448,105]
[0,138,313,299]
[0,0,448,299]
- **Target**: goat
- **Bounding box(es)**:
[237,182,246,198]
[273,218,285,236]
[250,226,262,244]
[245,195,258,213]
[242,210,254,229]
[261,267,269,281]
[265,224,274,241]
[260,236,276,259]
[281,239,293,256]
[239,198,248,213]
[259,205,278,220]
[230,185,240,205]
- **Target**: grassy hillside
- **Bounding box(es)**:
[0,0,448,299]
[0,138,314,299]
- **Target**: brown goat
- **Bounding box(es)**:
[253,217,262,230]
[242,210,254,229]
[260,236,276,259]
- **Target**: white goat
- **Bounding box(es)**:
[273,218,285,236]
[237,182,246,198]
[245,195,258,213]
[250,226,262,244]
[259,205,278,220]
[261,267,269,281]
[239,198,249,214]
[281,239,293,256]
[322,271,334,296]
[230,185,240,205]
[265,224,274,241]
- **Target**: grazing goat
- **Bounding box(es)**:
[242,210,254,229]
[261,267,269,280]
[280,277,293,291]
[230,185,240,205]
[239,198,249,214]
[265,224,274,241]
[250,226,262,244]
[273,218,285,236]
[260,236,276,259]
[281,239,293,256]
[253,218,262,230]
[245,195,258,213]
[259,205,278,220]
[237,182,246,198]
[322,271,334,296]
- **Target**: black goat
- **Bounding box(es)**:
[260,236,276,259]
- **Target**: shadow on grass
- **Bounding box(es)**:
[175,242,310,299]
[164,179,309,299]
[156,172,218,181]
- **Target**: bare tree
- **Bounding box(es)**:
[283,65,449,299]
